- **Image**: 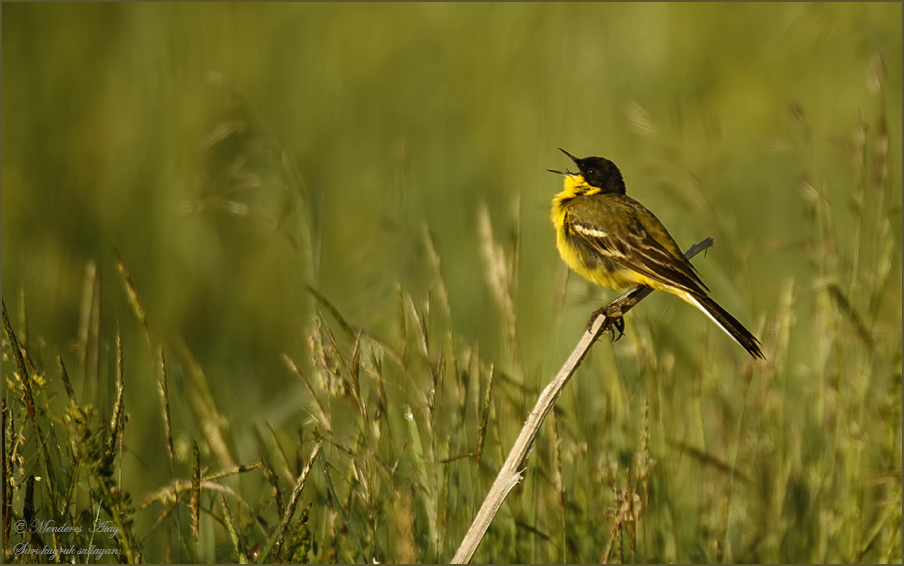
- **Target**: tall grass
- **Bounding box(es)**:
[3,77,901,561]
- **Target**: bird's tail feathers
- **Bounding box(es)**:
[683,292,765,359]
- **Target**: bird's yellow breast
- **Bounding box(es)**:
[551,185,662,291]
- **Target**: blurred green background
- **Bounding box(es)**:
[3,3,902,563]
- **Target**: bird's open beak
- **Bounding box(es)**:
[549,148,580,175]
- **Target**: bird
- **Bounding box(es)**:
[549,148,764,359]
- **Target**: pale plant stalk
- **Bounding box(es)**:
[451,238,713,564]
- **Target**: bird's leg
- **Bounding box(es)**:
[587,285,655,340]
[587,303,627,341]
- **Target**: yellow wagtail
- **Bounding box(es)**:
[550,148,764,359]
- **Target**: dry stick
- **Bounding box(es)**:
[451,237,714,564]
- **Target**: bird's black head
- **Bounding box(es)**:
[558,148,626,194]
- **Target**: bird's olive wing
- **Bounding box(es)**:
[565,196,709,295]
